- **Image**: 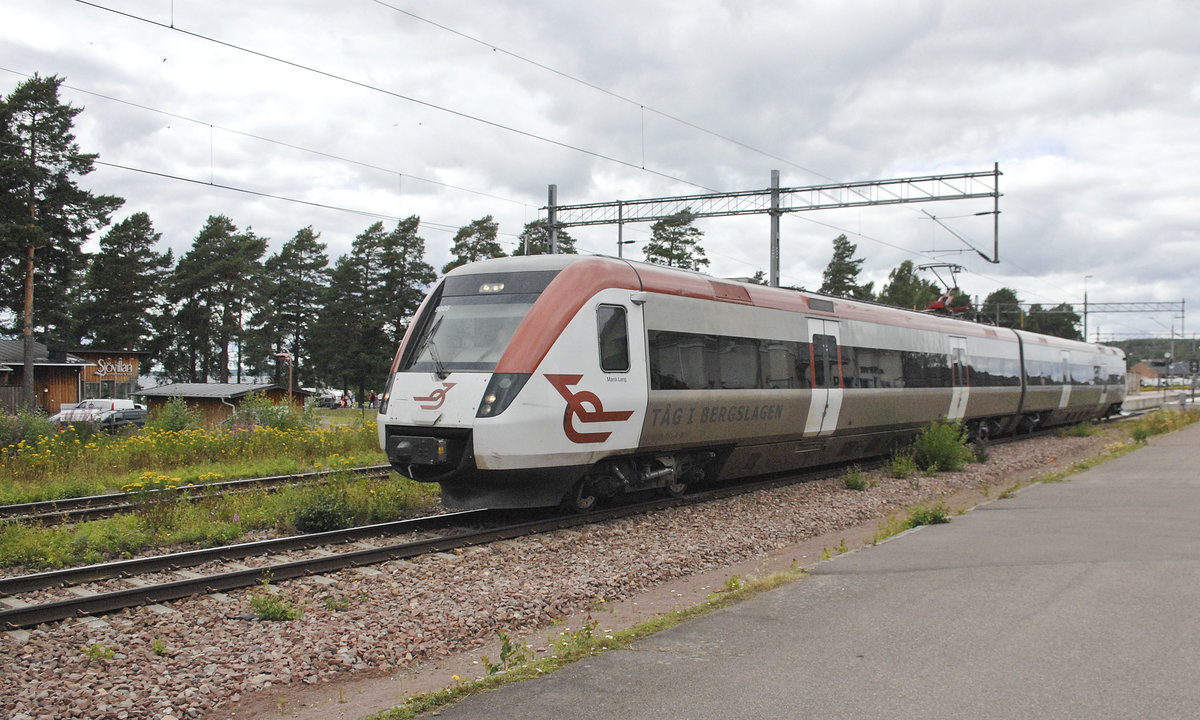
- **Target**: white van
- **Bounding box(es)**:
[50,398,148,431]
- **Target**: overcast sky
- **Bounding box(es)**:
[3,0,1198,342]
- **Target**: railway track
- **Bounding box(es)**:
[0,421,1138,631]
[0,473,815,631]
[0,464,394,525]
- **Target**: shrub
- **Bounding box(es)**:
[910,420,973,473]
[233,392,310,432]
[0,409,57,450]
[147,396,202,432]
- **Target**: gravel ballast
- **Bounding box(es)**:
[1,430,1127,720]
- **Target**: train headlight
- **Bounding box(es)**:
[476,373,530,418]
[378,373,394,414]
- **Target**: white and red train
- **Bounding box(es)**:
[378,255,1126,510]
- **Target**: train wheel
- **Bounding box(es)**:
[663,477,687,497]
[569,481,597,513]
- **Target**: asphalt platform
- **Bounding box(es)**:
[428,420,1200,719]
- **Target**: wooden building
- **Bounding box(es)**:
[133,383,310,427]
[71,348,150,401]
[0,340,89,414]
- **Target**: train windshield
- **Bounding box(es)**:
[402,270,559,374]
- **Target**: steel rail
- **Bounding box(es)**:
[0,508,499,596]
[0,422,1135,630]
[0,475,811,630]
[0,464,393,525]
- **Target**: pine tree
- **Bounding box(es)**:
[375,216,436,346]
[160,216,265,382]
[819,234,873,300]
[248,226,329,387]
[512,218,577,255]
[311,217,436,399]
[643,209,708,270]
[0,74,123,406]
[73,212,172,349]
[442,215,505,274]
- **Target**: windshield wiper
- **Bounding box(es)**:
[419,315,450,380]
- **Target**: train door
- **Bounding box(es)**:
[805,320,843,436]
[1096,364,1109,407]
[1058,351,1072,408]
[948,336,969,421]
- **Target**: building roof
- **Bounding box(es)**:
[0,339,87,365]
[133,383,310,400]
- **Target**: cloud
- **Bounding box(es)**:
[1,0,1198,339]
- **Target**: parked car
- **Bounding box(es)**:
[50,399,148,433]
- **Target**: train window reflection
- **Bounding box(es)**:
[406,297,536,373]
[597,305,630,373]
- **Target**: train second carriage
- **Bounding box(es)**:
[377,255,1126,510]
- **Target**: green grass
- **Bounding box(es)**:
[0,471,439,570]
[0,417,383,504]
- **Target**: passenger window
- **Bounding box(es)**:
[597,305,629,373]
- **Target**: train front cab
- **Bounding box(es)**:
[379,256,655,509]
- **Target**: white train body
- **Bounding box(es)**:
[378,255,1126,509]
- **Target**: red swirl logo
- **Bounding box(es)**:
[545,374,634,444]
[414,382,456,410]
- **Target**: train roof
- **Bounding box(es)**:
[444,255,1122,372]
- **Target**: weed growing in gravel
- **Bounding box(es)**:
[887,449,918,479]
[871,502,952,544]
[871,513,909,545]
[481,630,533,675]
[842,466,872,491]
[151,637,169,656]
[1061,422,1100,437]
[375,569,808,720]
[83,643,115,661]
[322,595,351,612]
[250,579,303,621]
[907,501,952,526]
[1129,408,1199,443]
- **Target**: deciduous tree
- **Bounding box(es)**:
[877,260,939,310]
[981,287,1023,328]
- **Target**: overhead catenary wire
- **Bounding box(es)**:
[72,0,721,194]
[16,5,1096,313]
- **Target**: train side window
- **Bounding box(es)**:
[597,305,629,373]
[812,334,840,389]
